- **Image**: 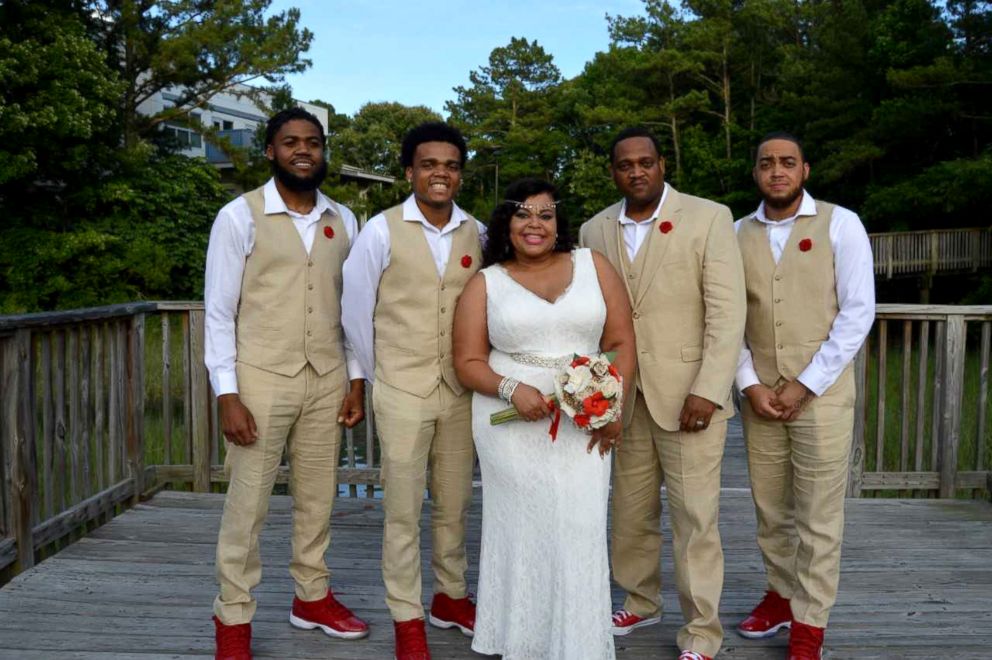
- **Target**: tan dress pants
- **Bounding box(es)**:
[373,380,475,622]
[611,392,726,657]
[741,371,854,628]
[213,362,346,625]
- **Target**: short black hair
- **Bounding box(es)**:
[757,131,806,162]
[609,127,663,163]
[265,107,326,147]
[482,177,574,267]
[401,122,468,167]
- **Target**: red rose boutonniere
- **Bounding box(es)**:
[659,220,674,234]
[323,226,335,239]
[798,238,813,252]
[460,254,473,268]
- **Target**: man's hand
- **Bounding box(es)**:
[219,394,258,446]
[743,384,782,420]
[774,380,815,421]
[679,393,717,433]
[338,379,366,428]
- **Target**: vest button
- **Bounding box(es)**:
[440,330,445,336]
[308,283,314,290]
[307,306,313,313]
[778,344,784,349]
[628,273,636,279]
[441,284,446,291]
[632,312,640,319]
[776,321,783,327]
[307,330,313,336]
[307,260,313,267]
[774,298,782,303]
[441,306,447,313]
[774,275,782,281]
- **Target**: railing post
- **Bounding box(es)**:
[938,315,967,498]
[188,310,210,492]
[126,313,146,504]
[2,330,37,570]
[848,344,868,497]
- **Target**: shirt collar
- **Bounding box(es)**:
[262,177,334,218]
[754,189,816,225]
[618,183,669,226]
[402,194,468,234]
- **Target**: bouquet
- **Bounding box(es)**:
[490,352,623,441]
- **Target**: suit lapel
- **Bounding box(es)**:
[598,203,634,304]
[633,186,682,309]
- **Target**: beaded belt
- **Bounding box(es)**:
[508,352,573,369]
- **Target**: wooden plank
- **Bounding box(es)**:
[188,310,210,492]
[53,330,67,514]
[875,320,888,473]
[181,312,191,466]
[107,323,120,486]
[848,344,867,497]
[976,321,990,474]
[68,328,81,506]
[116,322,128,485]
[914,320,929,473]
[939,315,967,498]
[79,326,92,500]
[126,314,145,505]
[30,479,134,550]
[40,334,54,521]
[93,325,105,492]
[2,330,37,571]
[160,314,172,466]
[931,320,946,478]
[900,320,912,473]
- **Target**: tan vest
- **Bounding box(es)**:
[737,201,839,385]
[235,186,349,378]
[373,205,482,397]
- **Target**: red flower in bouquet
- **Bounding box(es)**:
[574,414,591,428]
[571,356,590,368]
[582,391,611,417]
[461,254,473,268]
[659,221,673,234]
[323,226,335,239]
[799,238,813,252]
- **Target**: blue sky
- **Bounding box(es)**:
[268,0,647,117]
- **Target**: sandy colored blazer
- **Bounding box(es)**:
[580,187,746,431]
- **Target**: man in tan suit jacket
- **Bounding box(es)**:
[580,127,746,660]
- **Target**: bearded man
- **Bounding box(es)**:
[734,132,874,660]
[205,107,369,660]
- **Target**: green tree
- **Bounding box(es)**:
[87,0,314,147]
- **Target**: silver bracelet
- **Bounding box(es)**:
[498,377,520,403]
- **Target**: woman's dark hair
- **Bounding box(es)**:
[482,178,575,267]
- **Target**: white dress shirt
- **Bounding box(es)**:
[617,184,670,261]
[204,178,361,396]
[735,191,875,396]
[341,195,488,382]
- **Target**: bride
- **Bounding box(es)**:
[452,178,635,659]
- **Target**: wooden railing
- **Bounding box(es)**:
[1,302,990,578]
[849,304,992,497]
[869,227,992,279]
[0,302,378,576]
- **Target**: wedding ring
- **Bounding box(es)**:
[695,420,705,427]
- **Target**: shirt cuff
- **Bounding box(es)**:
[796,367,831,397]
[211,368,239,397]
[346,356,366,382]
[735,366,761,393]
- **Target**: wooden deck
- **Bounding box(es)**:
[0,421,989,660]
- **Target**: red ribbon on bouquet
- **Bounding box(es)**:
[548,399,561,442]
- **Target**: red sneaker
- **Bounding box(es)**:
[788,621,825,660]
[213,615,251,660]
[679,652,713,660]
[289,590,369,639]
[427,592,475,636]
[610,609,661,635]
[737,590,792,639]
[394,618,431,660]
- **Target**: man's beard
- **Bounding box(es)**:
[764,184,803,211]
[271,158,328,192]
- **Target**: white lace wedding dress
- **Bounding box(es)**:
[471,248,616,660]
